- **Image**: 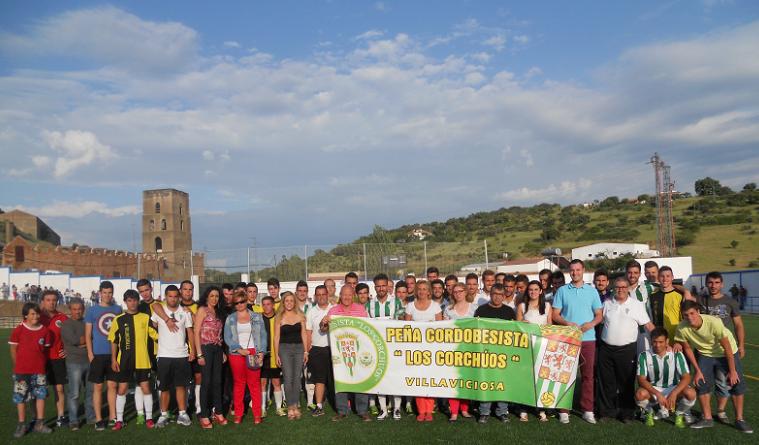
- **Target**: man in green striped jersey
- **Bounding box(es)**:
[635,327,696,428]
[367,273,405,420]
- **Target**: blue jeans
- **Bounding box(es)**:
[336,392,369,415]
[695,353,746,396]
[66,361,95,424]
[479,401,509,417]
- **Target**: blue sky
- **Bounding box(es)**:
[1,1,758,252]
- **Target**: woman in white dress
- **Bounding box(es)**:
[516,280,552,422]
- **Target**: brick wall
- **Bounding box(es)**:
[1,236,204,282]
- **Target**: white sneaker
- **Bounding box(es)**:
[393,409,402,420]
[582,411,597,424]
[176,413,192,426]
[559,412,570,424]
[658,409,670,419]
[376,411,388,420]
[155,416,169,428]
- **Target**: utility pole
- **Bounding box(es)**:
[648,153,677,256]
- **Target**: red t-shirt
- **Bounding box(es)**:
[40,311,68,360]
[9,323,51,374]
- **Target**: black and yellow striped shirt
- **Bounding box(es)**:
[108,312,157,370]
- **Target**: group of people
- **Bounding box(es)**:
[8,260,753,438]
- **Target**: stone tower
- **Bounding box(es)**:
[142,189,193,282]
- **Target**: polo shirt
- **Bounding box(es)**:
[674,314,738,358]
[328,303,368,318]
[553,282,602,342]
[306,304,333,348]
[601,297,650,346]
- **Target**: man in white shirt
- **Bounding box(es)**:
[150,285,195,428]
[305,285,333,418]
[597,276,654,422]
[475,270,496,305]
[366,273,404,420]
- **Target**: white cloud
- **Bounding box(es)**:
[519,149,534,167]
[354,30,384,41]
[525,66,543,78]
[513,34,530,44]
[471,52,491,63]
[374,2,387,12]
[223,40,241,48]
[482,35,506,51]
[496,179,593,202]
[5,201,140,218]
[0,6,198,74]
[202,150,215,160]
[41,130,115,178]
[465,72,486,85]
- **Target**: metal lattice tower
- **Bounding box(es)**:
[649,153,677,256]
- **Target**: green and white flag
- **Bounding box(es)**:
[329,317,582,408]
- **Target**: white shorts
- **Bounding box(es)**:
[651,385,676,401]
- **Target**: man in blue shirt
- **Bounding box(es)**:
[85,281,123,431]
[552,260,602,425]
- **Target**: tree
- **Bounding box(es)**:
[729,259,736,266]
[730,240,739,249]
[694,177,733,196]
[540,226,560,242]
[599,196,620,209]
[743,182,757,191]
[695,177,721,196]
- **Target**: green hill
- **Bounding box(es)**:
[223,184,759,282]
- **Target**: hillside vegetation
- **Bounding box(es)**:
[215,180,759,281]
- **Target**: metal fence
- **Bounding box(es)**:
[686,269,759,314]
[202,241,493,283]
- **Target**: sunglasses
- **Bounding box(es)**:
[235,300,246,305]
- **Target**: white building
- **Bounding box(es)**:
[571,243,659,260]
[495,257,566,275]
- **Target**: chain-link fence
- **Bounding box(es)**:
[201,241,493,284]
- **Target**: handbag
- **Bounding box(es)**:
[244,326,263,370]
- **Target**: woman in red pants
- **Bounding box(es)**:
[403,281,443,422]
[223,290,267,424]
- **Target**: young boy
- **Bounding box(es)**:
[108,290,158,430]
[9,303,53,438]
[676,301,752,433]
[635,327,696,427]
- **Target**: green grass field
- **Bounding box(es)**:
[1,318,758,444]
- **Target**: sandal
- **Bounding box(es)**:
[539,412,548,422]
[199,418,213,429]
[214,414,228,426]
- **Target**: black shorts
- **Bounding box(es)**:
[46,358,68,386]
[157,357,191,391]
[115,368,151,384]
[261,361,282,379]
[88,355,117,384]
[307,346,331,384]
